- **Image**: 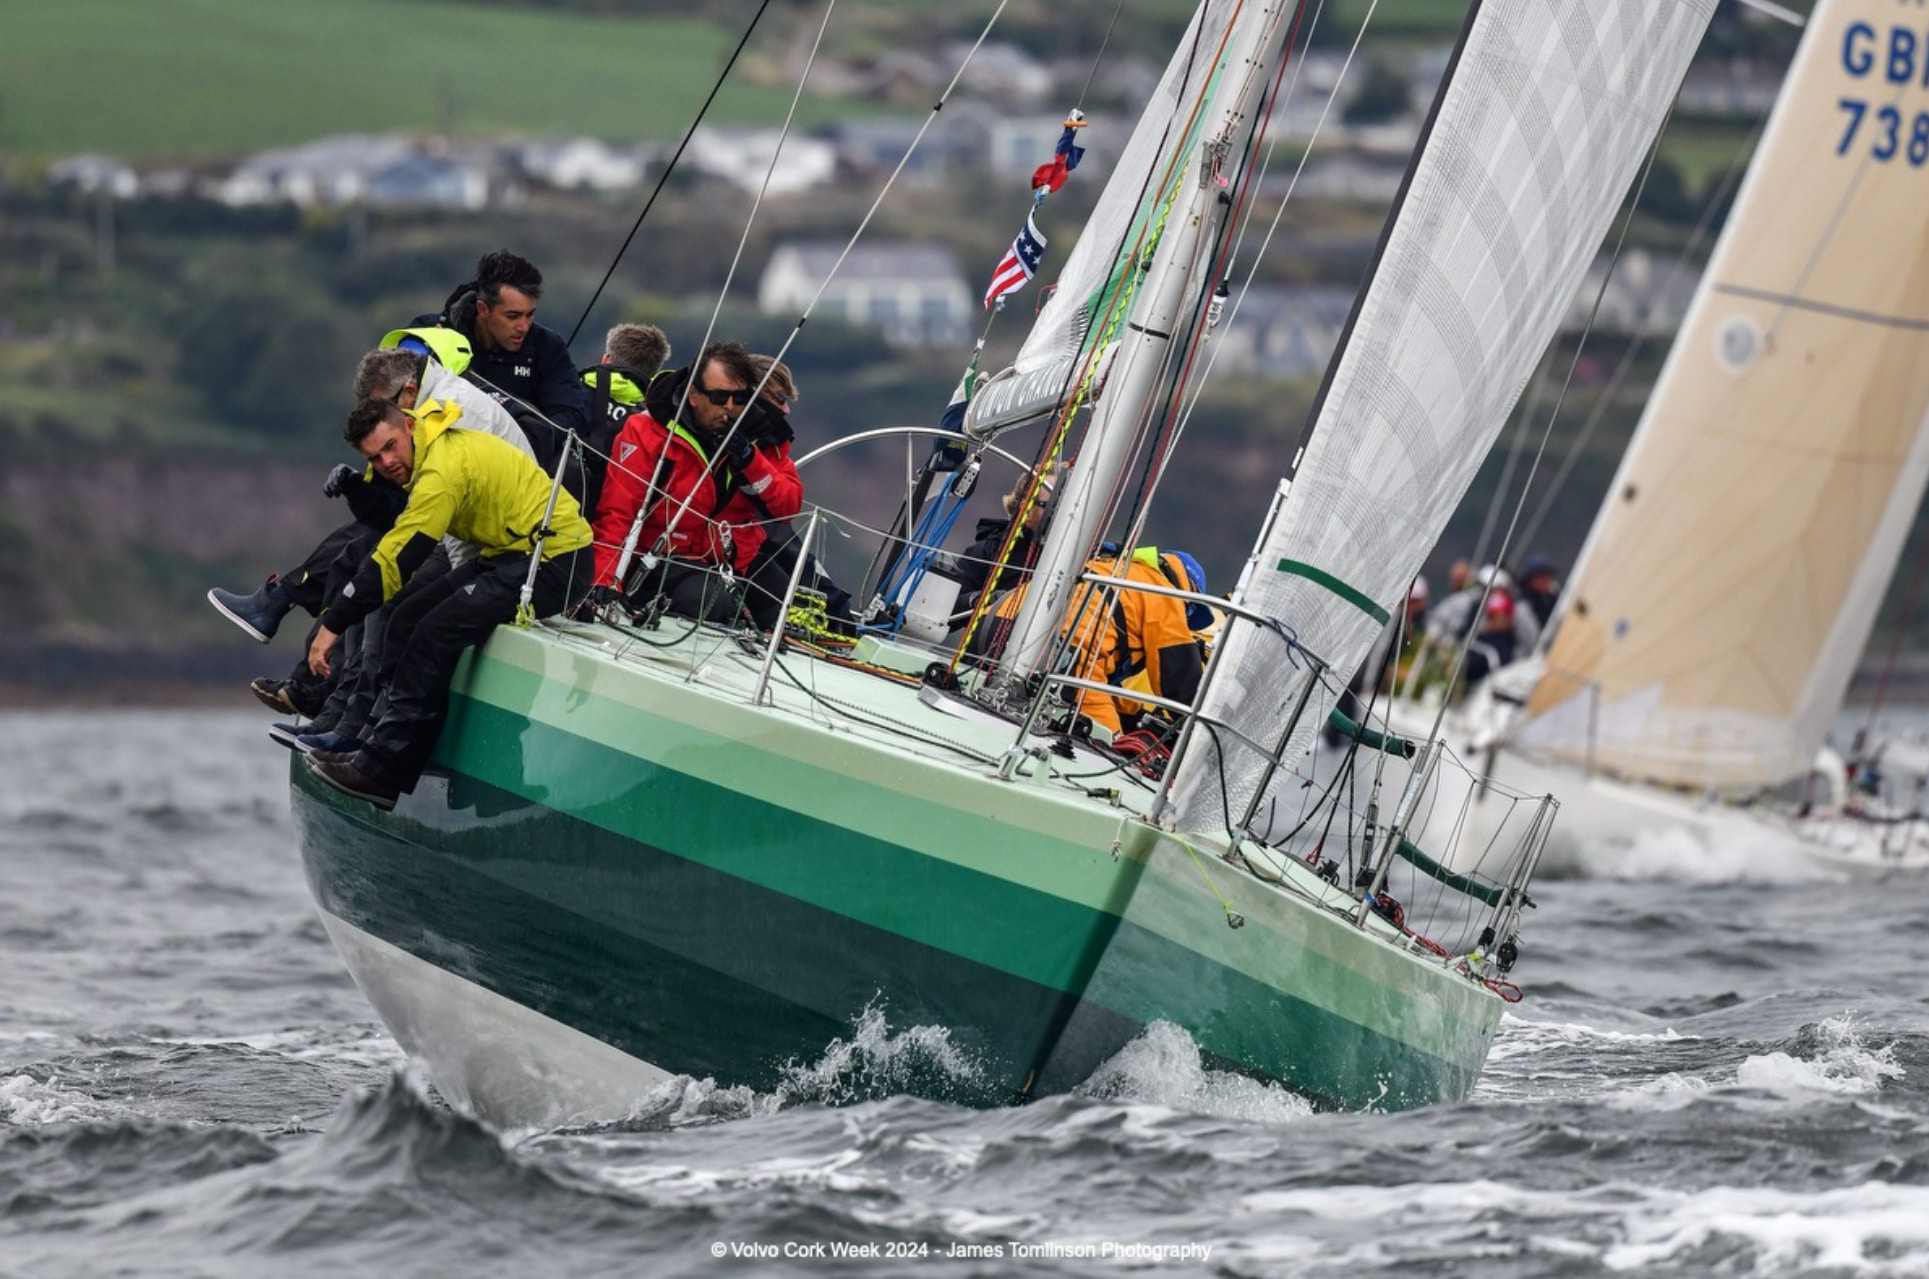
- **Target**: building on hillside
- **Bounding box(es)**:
[215,134,497,209]
[822,117,969,184]
[365,153,490,210]
[1564,248,1698,336]
[759,242,974,348]
[47,155,139,199]
[515,137,646,191]
[952,41,1053,107]
[1289,148,1408,203]
[1212,285,1358,378]
[686,127,836,195]
[1677,61,1784,116]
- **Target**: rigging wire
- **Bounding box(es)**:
[1102,0,1308,572]
[566,0,776,349]
[652,0,1018,563]
[1418,105,1681,746]
[1512,111,1762,558]
[859,0,1129,612]
[1155,0,1362,486]
[943,3,1243,676]
[1860,524,1929,733]
[1467,359,1552,576]
[609,0,841,585]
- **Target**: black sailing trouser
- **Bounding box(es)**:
[312,548,452,737]
[354,546,590,793]
[281,520,384,701]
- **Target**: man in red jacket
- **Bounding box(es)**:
[588,339,801,624]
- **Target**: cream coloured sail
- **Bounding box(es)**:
[1166,0,1718,832]
[1514,0,1929,795]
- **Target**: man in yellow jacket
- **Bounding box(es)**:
[304,394,592,809]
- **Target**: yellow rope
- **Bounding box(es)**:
[1174,830,1240,922]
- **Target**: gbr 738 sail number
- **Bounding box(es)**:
[1836,19,1929,164]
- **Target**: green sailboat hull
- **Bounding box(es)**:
[293,623,1503,1125]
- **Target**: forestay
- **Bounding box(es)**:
[1515,0,1929,794]
[1166,0,1718,832]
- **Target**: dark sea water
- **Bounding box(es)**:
[6,707,1929,1278]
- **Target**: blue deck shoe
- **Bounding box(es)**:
[295,729,361,756]
[267,721,306,750]
[207,575,293,644]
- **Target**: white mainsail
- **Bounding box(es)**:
[1515,0,1929,795]
[1167,0,1718,832]
[962,0,1242,436]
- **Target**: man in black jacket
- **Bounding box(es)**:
[421,250,592,481]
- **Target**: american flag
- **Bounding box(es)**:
[983,211,1048,310]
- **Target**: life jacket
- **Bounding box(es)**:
[579,363,652,449]
[1111,547,1199,705]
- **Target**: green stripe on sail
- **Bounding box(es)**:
[1276,559,1390,625]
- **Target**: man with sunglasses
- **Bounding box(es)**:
[586,339,801,624]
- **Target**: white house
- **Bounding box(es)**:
[1565,248,1699,335]
[760,242,974,348]
[517,137,646,191]
[47,154,139,198]
[1211,285,1357,377]
[686,127,836,195]
[216,134,411,207]
[215,134,494,209]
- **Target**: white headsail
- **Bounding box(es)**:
[1514,0,1929,794]
[1167,0,1719,832]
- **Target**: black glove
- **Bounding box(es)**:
[724,432,756,470]
[745,398,795,447]
[323,463,359,499]
[576,583,633,623]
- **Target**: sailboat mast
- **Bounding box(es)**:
[994,0,1297,691]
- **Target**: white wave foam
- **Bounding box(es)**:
[0,1072,118,1125]
[1229,1178,1929,1276]
[1576,819,1840,885]
[1075,1021,1314,1124]
[1604,1182,1929,1274]
[773,1002,988,1107]
[1735,1015,1903,1095]
[1485,1015,1692,1060]
[1476,1017,1716,1104]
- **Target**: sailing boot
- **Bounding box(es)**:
[207,574,294,644]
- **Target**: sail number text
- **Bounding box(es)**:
[1836,22,1929,163]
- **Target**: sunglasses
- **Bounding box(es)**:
[696,384,751,407]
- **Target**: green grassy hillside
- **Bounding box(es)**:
[0,0,1483,163]
[0,0,842,161]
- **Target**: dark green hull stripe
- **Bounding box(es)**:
[436,696,1138,997]
[1276,558,1391,625]
[295,693,1481,1109]
[295,765,1137,1100]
